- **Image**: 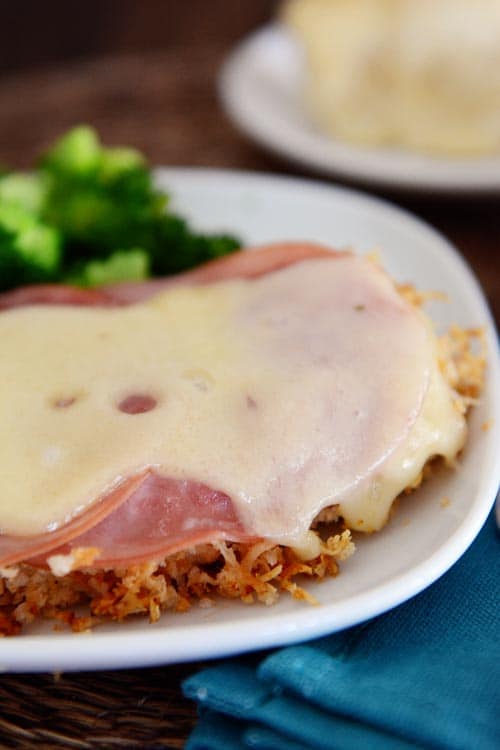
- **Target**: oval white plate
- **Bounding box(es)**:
[1,169,498,673]
[219,25,500,193]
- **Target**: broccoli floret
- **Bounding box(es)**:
[0,171,60,289]
[151,214,241,274]
[100,147,146,183]
[0,224,24,290]
[40,126,102,179]
[0,126,241,292]
[40,128,166,258]
[0,214,61,290]
[15,224,61,281]
[40,126,240,270]
[66,249,149,288]
[0,173,47,214]
[0,202,42,234]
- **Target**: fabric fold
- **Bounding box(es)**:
[184,666,418,750]
[184,511,500,750]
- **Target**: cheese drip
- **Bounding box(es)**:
[0,257,465,547]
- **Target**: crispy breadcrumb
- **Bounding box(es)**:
[0,530,354,635]
[439,325,486,404]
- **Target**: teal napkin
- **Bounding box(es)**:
[183,510,499,749]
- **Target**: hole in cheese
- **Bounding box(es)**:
[118,394,158,415]
[53,397,76,409]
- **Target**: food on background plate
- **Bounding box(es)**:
[0,242,483,635]
[282,0,500,155]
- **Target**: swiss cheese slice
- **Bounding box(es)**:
[0,255,465,550]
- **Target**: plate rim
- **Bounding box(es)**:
[218,24,500,193]
[1,166,499,673]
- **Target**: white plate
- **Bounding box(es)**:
[219,25,500,193]
[1,169,499,673]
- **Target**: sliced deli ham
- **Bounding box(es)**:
[0,473,148,568]
[0,243,335,309]
[0,243,466,571]
[28,475,254,569]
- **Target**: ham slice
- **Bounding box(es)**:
[0,472,148,568]
[0,243,335,309]
[103,242,339,304]
[0,243,334,570]
[0,284,114,310]
[28,475,254,569]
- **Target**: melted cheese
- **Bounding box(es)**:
[0,257,465,548]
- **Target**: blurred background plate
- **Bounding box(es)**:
[219,25,500,193]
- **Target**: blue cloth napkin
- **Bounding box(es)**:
[183,510,499,749]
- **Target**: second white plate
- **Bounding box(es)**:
[219,25,500,192]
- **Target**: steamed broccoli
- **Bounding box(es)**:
[0,173,47,214]
[41,127,166,257]
[40,126,240,272]
[0,126,240,291]
[0,201,61,290]
[66,249,149,287]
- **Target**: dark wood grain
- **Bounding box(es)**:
[0,665,196,749]
[0,3,498,748]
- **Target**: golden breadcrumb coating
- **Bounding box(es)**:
[0,530,354,635]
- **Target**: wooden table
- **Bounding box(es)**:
[0,6,498,748]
